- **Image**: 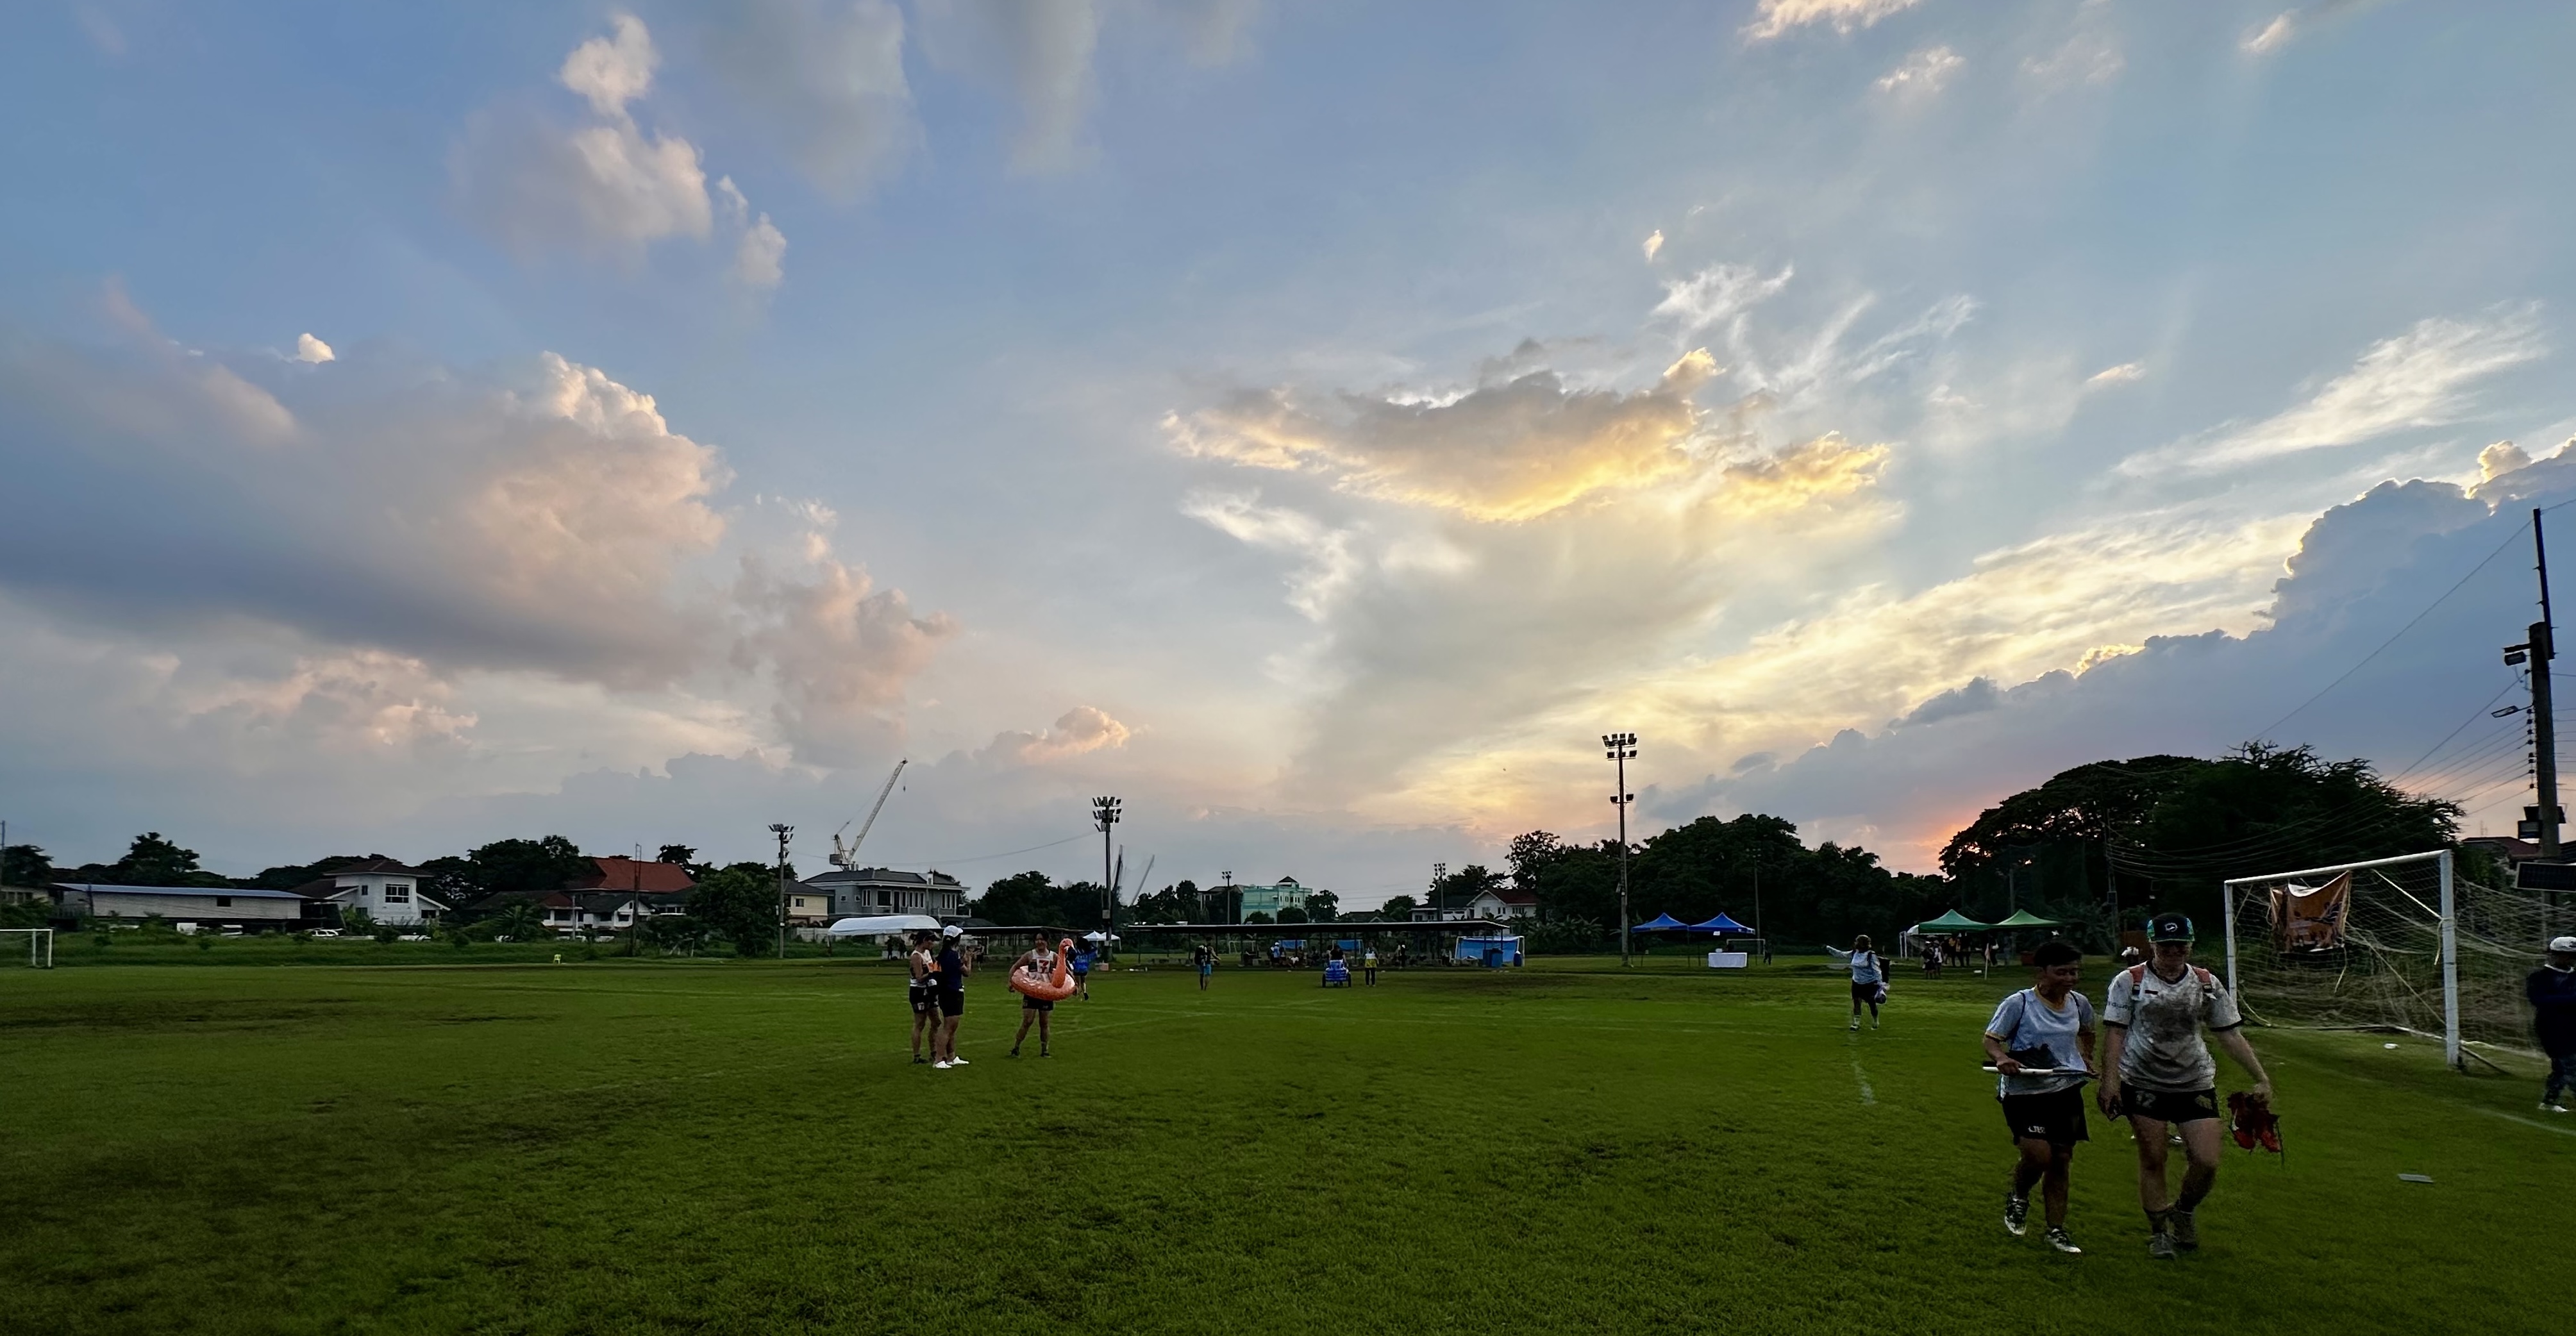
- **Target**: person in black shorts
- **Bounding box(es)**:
[906,931,939,1064]
[1008,938,1060,1058]
[932,924,971,1069]
[1982,939,2096,1255]
[2100,913,2272,1258]
[1193,942,1214,991]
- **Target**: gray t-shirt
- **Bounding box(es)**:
[2103,962,2243,1093]
[1985,987,2095,1098]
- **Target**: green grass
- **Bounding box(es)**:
[1,955,2565,1334]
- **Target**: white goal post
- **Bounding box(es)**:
[2224,848,2576,1071]
[0,927,54,969]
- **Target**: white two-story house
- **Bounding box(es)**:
[292,858,447,927]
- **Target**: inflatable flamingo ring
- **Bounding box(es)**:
[1010,937,1081,1003]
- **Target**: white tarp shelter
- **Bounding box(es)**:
[824,914,944,937]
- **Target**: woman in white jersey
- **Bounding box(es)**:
[1825,935,1888,1030]
[1984,939,2096,1255]
[2100,912,2273,1260]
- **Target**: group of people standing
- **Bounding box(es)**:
[906,928,1101,1066]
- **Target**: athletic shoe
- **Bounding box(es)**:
[933,1060,952,1070]
[2543,1101,2570,1113]
[2148,1230,2179,1261]
[1870,1019,1880,1030]
[2046,1228,2082,1255]
[2003,1194,2029,1237]
[1040,1047,1051,1057]
[911,1055,926,1064]
[949,1056,969,1065]
[1848,1017,1861,1031]
[2168,1208,2198,1251]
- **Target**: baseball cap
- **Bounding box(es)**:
[2148,912,2195,943]
[2550,935,2576,953]
[941,924,962,938]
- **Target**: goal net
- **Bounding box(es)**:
[0,927,53,969]
[2223,850,2574,1068]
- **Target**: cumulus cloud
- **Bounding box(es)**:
[705,0,919,197]
[1743,0,1920,42]
[453,13,783,281]
[2118,307,2545,477]
[717,176,787,290]
[0,298,953,756]
[2478,440,2531,482]
[2084,361,2145,388]
[1168,350,1727,522]
[1875,46,1963,97]
[294,333,335,364]
[981,705,1135,765]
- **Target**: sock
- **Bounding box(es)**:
[2146,1209,2170,1234]
[2175,1187,2209,1213]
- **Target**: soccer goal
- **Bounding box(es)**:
[0,927,54,969]
[2223,849,2576,1070]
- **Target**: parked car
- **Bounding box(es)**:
[308,928,342,938]
[397,933,430,942]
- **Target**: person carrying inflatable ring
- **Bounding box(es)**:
[1009,937,1080,1056]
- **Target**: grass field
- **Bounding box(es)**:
[3,953,2566,1334]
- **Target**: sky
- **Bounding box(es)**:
[6,0,2576,906]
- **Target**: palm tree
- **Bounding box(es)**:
[492,900,546,943]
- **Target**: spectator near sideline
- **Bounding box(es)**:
[1826,937,1888,1031]
[2530,935,2576,1114]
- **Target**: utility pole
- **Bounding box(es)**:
[1431,862,1446,920]
[2506,507,2563,858]
[1603,732,1637,967]
[769,822,794,958]
[1092,796,1121,951]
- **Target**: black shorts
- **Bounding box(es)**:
[936,990,964,1018]
[1850,980,1882,1003]
[1022,996,1053,1013]
[2123,1086,2219,1124]
[1999,1087,2090,1147]
[908,985,935,1015]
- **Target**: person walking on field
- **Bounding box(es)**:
[1826,935,1888,1030]
[906,931,941,1064]
[1985,940,2096,1255]
[1072,944,1094,999]
[931,924,972,1070]
[1363,944,1380,985]
[2530,934,2576,1113]
[2099,912,2272,1259]
[1193,941,1214,991]
[1008,938,1060,1058]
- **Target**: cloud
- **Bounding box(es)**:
[917,0,1104,172]
[0,299,952,752]
[1743,0,1921,42]
[704,0,920,197]
[916,0,1258,172]
[730,553,958,765]
[1875,46,1963,97]
[2021,33,2123,90]
[560,13,659,119]
[2244,12,2297,54]
[453,13,786,280]
[1652,262,1795,340]
[982,705,1135,765]
[2118,307,2546,477]
[294,333,335,364]
[1168,349,1727,522]
[2084,361,2145,388]
[1643,229,1664,262]
[2478,440,2531,482]
[717,176,788,290]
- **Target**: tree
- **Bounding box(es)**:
[1276,906,1309,924]
[489,901,548,942]
[3,843,54,888]
[969,872,1100,927]
[70,833,231,888]
[1302,888,1340,921]
[1379,894,1419,919]
[688,867,782,956]
[1505,815,1942,951]
[657,844,697,867]
[246,854,376,891]
[467,837,594,901]
[1244,911,1274,925]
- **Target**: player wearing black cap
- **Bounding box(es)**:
[2100,912,2272,1260]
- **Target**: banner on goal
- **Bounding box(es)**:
[2223,849,2576,1069]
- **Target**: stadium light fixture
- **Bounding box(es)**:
[1603,732,1637,967]
[1094,797,1121,949]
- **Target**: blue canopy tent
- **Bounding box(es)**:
[1634,912,1691,931]
[1689,913,1756,935]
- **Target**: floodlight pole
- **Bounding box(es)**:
[769,823,793,958]
[1094,796,1121,957]
[2505,508,2563,858]
[1604,733,1636,967]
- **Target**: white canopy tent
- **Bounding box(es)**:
[824,914,944,937]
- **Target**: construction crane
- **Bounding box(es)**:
[829,759,908,871]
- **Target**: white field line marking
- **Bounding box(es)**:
[1852,1057,1876,1106]
[2475,1106,2576,1137]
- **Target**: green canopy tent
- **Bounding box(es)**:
[1989,908,2059,928]
[1912,909,1992,933]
